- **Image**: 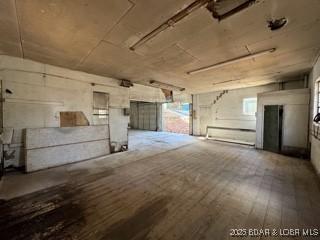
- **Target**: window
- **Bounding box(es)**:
[93,92,109,125]
[96,109,108,118]
[243,98,257,115]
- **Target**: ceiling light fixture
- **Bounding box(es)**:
[149,80,185,91]
[187,48,276,75]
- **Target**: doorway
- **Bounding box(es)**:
[263,105,283,153]
[162,102,191,134]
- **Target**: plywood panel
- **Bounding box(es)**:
[0,0,22,57]
[2,1,320,92]
[16,0,133,67]
[60,111,89,127]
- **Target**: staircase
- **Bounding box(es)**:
[213,90,228,105]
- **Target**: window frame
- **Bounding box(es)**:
[93,91,109,119]
[317,80,320,114]
[242,97,257,116]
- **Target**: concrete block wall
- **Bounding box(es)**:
[0,55,167,168]
[192,85,278,142]
[192,80,309,144]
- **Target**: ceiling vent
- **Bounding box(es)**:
[206,0,257,21]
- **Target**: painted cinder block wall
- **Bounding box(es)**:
[192,85,278,142]
[192,81,308,144]
[0,55,167,168]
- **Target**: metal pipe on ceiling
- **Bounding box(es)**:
[130,0,259,51]
[129,0,211,51]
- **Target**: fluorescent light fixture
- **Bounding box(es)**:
[149,80,185,91]
[187,48,276,75]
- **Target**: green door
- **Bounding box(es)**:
[263,105,283,153]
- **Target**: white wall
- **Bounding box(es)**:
[129,84,166,103]
[129,85,192,104]
[0,55,167,167]
[192,85,278,142]
[256,89,310,153]
[309,54,320,174]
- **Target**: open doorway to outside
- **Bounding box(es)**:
[162,102,191,134]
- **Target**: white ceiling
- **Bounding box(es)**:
[0,0,320,93]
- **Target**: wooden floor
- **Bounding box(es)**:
[1,136,320,239]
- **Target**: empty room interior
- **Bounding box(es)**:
[1,0,320,239]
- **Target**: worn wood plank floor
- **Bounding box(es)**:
[1,139,320,240]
